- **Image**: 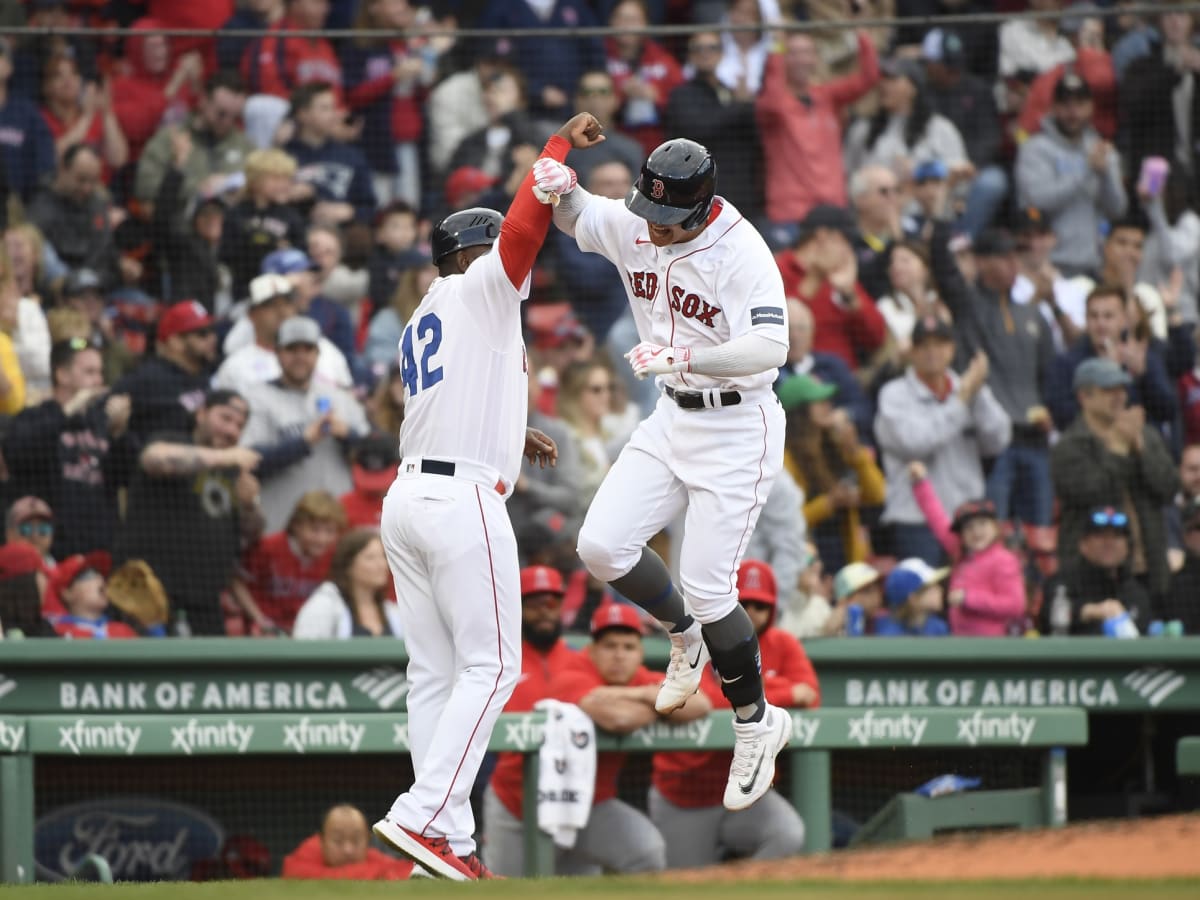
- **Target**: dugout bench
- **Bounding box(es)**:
[0,706,1086,882]
[1179,737,1200,777]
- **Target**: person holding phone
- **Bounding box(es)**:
[239,316,371,533]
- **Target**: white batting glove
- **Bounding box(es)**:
[531,158,577,205]
[625,341,692,380]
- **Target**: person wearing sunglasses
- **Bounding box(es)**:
[650,559,813,868]
[4,495,56,565]
[1051,356,1178,600]
[1041,505,1152,636]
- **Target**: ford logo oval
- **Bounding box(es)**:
[35,796,225,882]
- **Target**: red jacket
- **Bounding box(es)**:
[652,628,820,808]
[1019,48,1117,141]
[554,654,662,806]
[756,33,879,223]
[775,251,887,367]
[112,19,198,160]
[605,39,685,157]
[238,531,333,634]
[490,638,580,818]
[242,18,344,103]
[340,489,384,529]
[281,834,412,880]
[143,0,233,72]
[1179,370,1200,448]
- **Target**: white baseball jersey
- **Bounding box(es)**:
[573,196,788,392]
[396,237,530,487]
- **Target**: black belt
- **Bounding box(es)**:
[664,384,741,410]
[420,459,456,477]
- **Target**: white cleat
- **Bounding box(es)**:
[655,622,709,714]
[723,703,793,811]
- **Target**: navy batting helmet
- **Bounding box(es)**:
[625,139,716,230]
[431,207,503,264]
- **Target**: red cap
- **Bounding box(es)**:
[0,541,47,581]
[352,462,399,495]
[520,565,564,597]
[157,300,214,342]
[350,434,400,495]
[47,552,111,604]
[444,166,498,209]
[737,559,777,606]
[9,495,53,524]
[590,602,645,637]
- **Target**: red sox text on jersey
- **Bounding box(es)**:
[628,271,722,328]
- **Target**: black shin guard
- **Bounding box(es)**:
[702,607,765,711]
[608,548,688,630]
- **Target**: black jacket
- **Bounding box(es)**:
[1043,557,1152,636]
[1119,39,1200,188]
[664,76,763,220]
[153,167,221,310]
[1164,553,1200,636]
[111,356,212,447]
[927,73,1002,167]
[25,184,119,284]
[218,197,306,299]
[3,398,136,556]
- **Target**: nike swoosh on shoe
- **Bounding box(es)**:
[739,748,766,794]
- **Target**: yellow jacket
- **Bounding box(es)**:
[786,445,886,564]
[0,332,26,415]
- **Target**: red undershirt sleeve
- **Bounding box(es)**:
[498,134,572,291]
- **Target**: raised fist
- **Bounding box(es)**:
[532,158,577,204]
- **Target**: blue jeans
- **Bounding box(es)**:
[985,443,1054,526]
[957,165,1009,241]
[889,523,946,567]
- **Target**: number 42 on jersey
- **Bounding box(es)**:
[400,313,444,395]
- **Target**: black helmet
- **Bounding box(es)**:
[431,207,504,264]
[625,139,717,230]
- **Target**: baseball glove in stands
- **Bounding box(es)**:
[106,560,170,629]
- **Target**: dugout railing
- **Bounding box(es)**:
[0,706,1087,882]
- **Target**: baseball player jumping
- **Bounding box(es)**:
[373,113,605,881]
[534,139,793,810]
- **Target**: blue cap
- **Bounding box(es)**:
[261,248,318,276]
[884,568,926,608]
[913,159,948,183]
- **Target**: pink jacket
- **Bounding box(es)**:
[912,479,1026,636]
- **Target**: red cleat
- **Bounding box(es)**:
[460,853,505,880]
[372,819,475,881]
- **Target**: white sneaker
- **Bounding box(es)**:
[723,704,792,811]
[655,621,709,714]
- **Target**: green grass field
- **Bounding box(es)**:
[5,879,1199,900]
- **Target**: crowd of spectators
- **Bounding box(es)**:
[0,0,1197,644]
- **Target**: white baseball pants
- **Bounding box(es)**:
[577,391,785,623]
[380,467,522,856]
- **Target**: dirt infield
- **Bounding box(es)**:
[672,814,1200,882]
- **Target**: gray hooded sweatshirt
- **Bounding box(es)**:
[1015,116,1127,275]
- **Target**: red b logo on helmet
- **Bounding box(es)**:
[650,178,665,199]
